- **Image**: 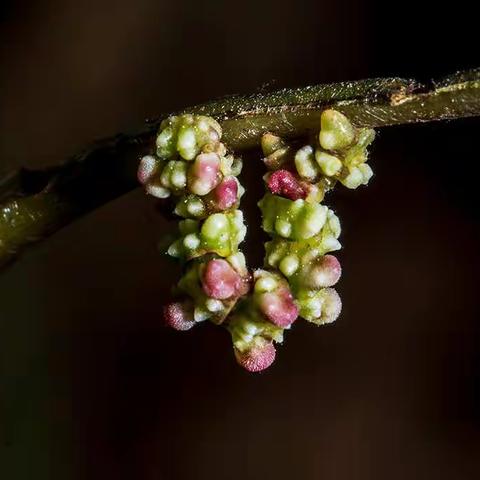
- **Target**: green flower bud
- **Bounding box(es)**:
[174,194,207,218]
[319,109,355,151]
[264,208,341,270]
[261,133,287,156]
[343,128,375,168]
[157,114,222,160]
[295,145,319,181]
[228,304,284,354]
[339,163,373,189]
[296,287,342,325]
[315,151,343,177]
[168,210,246,260]
[261,133,292,170]
[219,154,243,177]
[258,194,327,240]
[159,160,188,192]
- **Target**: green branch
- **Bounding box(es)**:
[1,68,479,269]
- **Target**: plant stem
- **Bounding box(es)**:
[1,68,479,269]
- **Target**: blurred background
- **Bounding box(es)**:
[0,1,479,479]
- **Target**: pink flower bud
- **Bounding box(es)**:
[307,255,342,288]
[188,153,221,195]
[138,155,159,185]
[266,170,307,200]
[258,285,299,327]
[211,177,238,211]
[234,340,276,372]
[319,288,342,324]
[202,259,246,300]
[163,301,196,331]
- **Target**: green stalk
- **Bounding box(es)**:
[1,68,479,269]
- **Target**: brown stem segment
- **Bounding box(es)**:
[1,68,479,269]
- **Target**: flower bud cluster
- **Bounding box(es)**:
[141,115,251,348]
[164,253,250,328]
[228,270,298,372]
[262,109,375,201]
[138,114,244,217]
[258,193,343,328]
[141,110,375,373]
[167,210,247,261]
[254,109,373,367]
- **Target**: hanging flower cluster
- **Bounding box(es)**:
[138,114,250,330]
[139,109,375,372]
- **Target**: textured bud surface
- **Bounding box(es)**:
[253,270,299,327]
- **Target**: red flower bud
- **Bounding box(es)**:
[202,259,246,300]
[258,285,299,327]
[211,177,238,211]
[188,153,221,195]
[266,170,307,200]
[234,340,276,372]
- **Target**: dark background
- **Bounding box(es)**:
[1,1,479,479]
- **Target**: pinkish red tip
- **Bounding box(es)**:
[266,170,307,200]
[258,286,299,327]
[188,153,221,195]
[234,341,276,372]
[163,301,196,331]
[211,177,238,211]
[202,259,245,300]
[308,255,342,288]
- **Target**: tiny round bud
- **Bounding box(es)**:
[340,167,364,189]
[194,307,210,322]
[186,198,205,217]
[212,177,238,210]
[275,218,292,237]
[234,341,276,372]
[177,126,197,160]
[258,286,299,327]
[319,109,355,150]
[279,255,299,277]
[146,184,171,199]
[305,255,342,288]
[254,275,278,293]
[138,155,159,185]
[164,302,195,331]
[202,259,243,300]
[206,298,224,312]
[319,288,342,325]
[261,133,286,156]
[188,153,221,195]
[183,233,200,250]
[201,213,228,239]
[295,145,319,181]
[315,151,343,176]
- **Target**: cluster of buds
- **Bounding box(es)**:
[138,114,244,218]
[139,115,252,365]
[140,109,376,373]
[167,210,247,260]
[262,109,375,200]
[164,252,250,329]
[228,270,298,372]
[251,108,374,361]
